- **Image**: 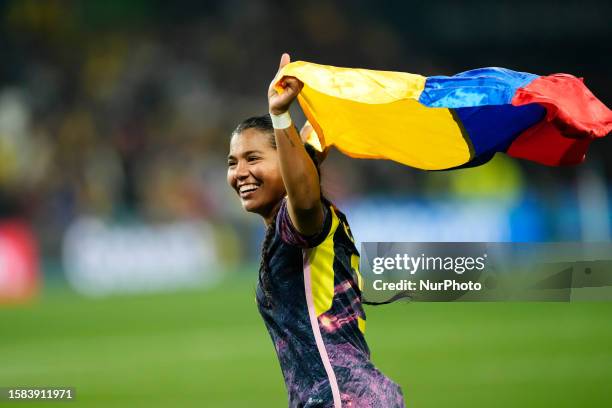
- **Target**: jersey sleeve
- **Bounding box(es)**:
[275,198,332,248]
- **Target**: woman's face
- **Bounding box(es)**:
[227,128,286,219]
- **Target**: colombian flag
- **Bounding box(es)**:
[277,62,611,170]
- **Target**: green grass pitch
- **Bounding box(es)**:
[1,277,611,407]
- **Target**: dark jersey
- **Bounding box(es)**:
[256,198,405,408]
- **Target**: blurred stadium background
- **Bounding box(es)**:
[0,1,611,407]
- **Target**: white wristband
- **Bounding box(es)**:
[270,111,292,129]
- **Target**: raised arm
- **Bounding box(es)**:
[268,53,324,236]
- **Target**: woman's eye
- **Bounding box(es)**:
[227,161,236,167]
[247,156,260,162]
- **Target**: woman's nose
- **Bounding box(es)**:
[235,160,249,179]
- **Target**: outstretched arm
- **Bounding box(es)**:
[268,53,324,236]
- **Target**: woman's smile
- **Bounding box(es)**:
[238,182,260,199]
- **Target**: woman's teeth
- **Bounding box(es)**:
[239,184,259,194]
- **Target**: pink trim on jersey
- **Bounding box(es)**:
[303,249,342,408]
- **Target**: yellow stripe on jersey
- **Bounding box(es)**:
[306,207,341,317]
[351,253,362,291]
[358,316,366,334]
[351,253,366,334]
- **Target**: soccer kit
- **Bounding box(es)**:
[256,198,405,407]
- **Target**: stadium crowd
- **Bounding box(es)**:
[0,0,609,262]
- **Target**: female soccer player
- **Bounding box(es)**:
[227,53,405,407]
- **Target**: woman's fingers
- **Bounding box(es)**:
[268,54,302,114]
[279,53,291,71]
[272,53,301,93]
[272,76,302,97]
[282,77,302,93]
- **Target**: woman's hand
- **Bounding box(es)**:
[300,122,330,163]
[268,53,303,115]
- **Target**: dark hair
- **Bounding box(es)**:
[232,115,276,147]
[232,114,322,308]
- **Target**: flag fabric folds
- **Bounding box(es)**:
[276,61,611,170]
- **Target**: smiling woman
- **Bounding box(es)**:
[226,54,405,408]
[227,119,286,224]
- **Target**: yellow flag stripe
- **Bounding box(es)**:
[300,84,471,169]
[281,61,427,104]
